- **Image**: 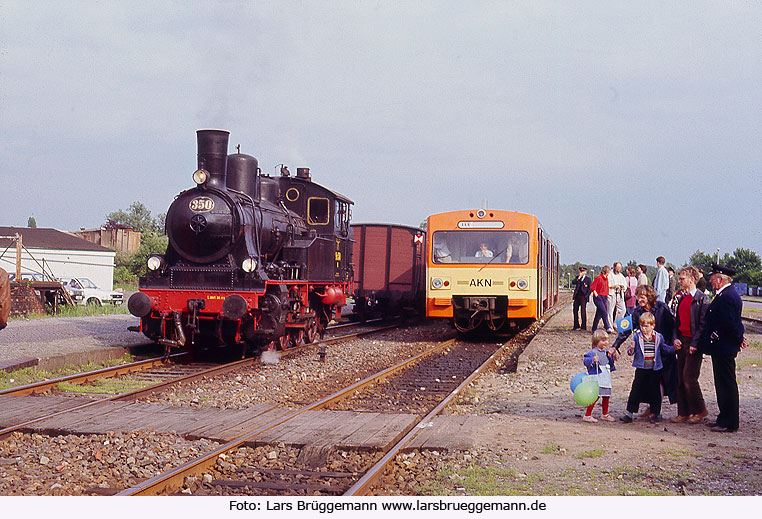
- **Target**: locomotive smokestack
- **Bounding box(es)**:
[296,168,311,181]
[196,129,230,189]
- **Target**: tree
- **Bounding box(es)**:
[27,216,37,228]
[725,248,762,285]
[106,201,162,234]
[107,202,167,287]
[686,250,714,275]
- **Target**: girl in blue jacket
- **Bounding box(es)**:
[582,330,617,422]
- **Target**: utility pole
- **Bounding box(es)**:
[16,234,22,280]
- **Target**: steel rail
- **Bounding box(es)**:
[0,356,252,441]
[0,353,187,397]
[343,336,517,496]
[117,336,456,496]
[0,324,404,442]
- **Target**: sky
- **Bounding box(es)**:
[1,1,760,266]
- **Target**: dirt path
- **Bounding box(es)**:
[385,303,762,495]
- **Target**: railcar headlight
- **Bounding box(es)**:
[146,255,163,271]
[431,277,444,289]
[517,278,529,290]
[192,169,209,185]
[242,257,257,273]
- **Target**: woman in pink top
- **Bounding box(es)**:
[625,266,639,316]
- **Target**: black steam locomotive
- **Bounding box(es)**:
[127,129,353,354]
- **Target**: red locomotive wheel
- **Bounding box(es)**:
[277,333,289,350]
[304,319,318,344]
[289,329,304,348]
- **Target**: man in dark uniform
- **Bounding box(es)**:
[572,267,592,330]
[699,263,746,432]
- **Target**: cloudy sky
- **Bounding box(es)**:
[1,1,760,266]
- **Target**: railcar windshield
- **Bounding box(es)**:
[432,230,529,264]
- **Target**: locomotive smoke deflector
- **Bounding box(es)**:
[196,129,230,189]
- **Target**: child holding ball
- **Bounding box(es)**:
[581,329,617,422]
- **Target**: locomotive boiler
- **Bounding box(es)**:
[128,129,353,354]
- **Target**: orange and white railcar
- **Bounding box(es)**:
[426,208,558,332]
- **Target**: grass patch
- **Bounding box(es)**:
[417,463,686,496]
[736,356,762,370]
[574,449,604,459]
[10,303,128,321]
[541,442,561,454]
[417,464,533,496]
[0,353,135,390]
[57,377,149,394]
[664,448,692,461]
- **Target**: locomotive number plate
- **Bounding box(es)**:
[189,196,215,212]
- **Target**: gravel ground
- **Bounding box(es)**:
[139,320,455,409]
[377,303,762,496]
[6,306,759,497]
[0,320,455,495]
[0,430,220,495]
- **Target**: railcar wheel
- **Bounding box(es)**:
[277,333,289,350]
[289,329,304,348]
[304,319,318,344]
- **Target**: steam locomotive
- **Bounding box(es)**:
[127,129,353,354]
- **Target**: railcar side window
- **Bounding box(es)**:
[432,231,529,264]
[307,197,330,225]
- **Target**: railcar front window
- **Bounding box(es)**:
[432,231,529,264]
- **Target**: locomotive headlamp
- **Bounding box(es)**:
[146,255,163,271]
[242,257,257,273]
[517,278,529,290]
[431,277,444,289]
[192,169,209,185]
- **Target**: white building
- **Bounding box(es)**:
[0,226,117,290]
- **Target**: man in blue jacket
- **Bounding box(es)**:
[572,267,592,330]
[699,263,747,432]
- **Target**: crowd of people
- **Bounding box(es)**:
[572,259,747,432]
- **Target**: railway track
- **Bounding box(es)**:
[742,316,762,337]
[114,316,546,496]
[0,321,403,443]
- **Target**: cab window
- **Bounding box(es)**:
[307,197,330,225]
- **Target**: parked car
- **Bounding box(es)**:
[8,272,47,282]
[60,277,123,306]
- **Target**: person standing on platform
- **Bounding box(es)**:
[590,266,612,333]
[572,267,592,330]
[654,256,669,303]
[666,267,677,304]
[607,262,627,325]
[671,266,710,424]
[637,264,649,286]
[624,266,639,316]
[611,284,676,419]
[700,263,747,433]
